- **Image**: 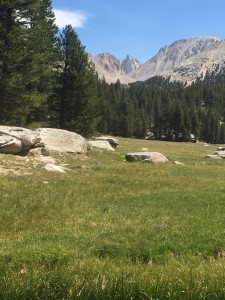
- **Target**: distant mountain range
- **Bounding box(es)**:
[90,37,225,85]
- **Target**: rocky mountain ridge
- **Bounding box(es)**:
[90,52,141,83]
[90,36,225,85]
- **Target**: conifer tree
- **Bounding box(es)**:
[0,0,59,126]
[24,0,59,125]
[57,25,100,137]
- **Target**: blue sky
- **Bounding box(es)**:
[52,0,225,63]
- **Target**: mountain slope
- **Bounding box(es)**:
[90,53,141,83]
[127,36,220,83]
[169,40,225,84]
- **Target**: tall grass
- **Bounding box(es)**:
[1,139,225,298]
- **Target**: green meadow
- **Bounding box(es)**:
[1,139,225,299]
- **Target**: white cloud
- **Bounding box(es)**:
[53,9,87,29]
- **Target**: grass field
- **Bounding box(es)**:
[1,138,225,299]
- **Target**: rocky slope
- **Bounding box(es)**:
[90,53,141,83]
[169,40,225,84]
[90,36,223,84]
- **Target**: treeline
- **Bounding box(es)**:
[1,1,225,143]
[97,79,225,143]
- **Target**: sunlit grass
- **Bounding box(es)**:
[1,138,225,298]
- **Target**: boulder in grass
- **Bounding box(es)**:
[44,163,67,173]
[36,128,92,154]
[88,140,115,151]
[94,136,119,148]
[0,135,23,154]
[125,152,168,163]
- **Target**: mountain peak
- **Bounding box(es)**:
[121,55,141,74]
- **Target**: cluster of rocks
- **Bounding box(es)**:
[206,147,225,159]
[0,126,91,155]
[0,126,173,174]
[0,127,121,156]
[0,126,121,173]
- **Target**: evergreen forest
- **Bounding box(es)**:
[1,0,225,143]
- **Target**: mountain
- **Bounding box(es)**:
[121,55,141,74]
[168,40,225,84]
[127,36,220,83]
[90,53,141,83]
[90,36,223,84]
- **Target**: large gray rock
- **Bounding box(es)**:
[125,152,169,163]
[94,136,119,148]
[0,126,40,149]
[88,140,115,151]
[36,128,92,154]
[0,135,23,154]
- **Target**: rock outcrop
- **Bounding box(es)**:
[0,126,91,155]
[0,126,40,150]
[125,152,168,163]
[121,55,141,74]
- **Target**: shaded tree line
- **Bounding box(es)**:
[97,79,225,144]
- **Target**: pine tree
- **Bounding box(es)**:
[119,88,134,137]
[0,0,25,124]
[153,97,163,139]
[172,101,184,141]
[24,0,59,126]
[0,0,59,126]
[57,25,100,137]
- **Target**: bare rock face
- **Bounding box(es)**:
[36,128,92,154]
[90,53,141,83]
[170,40,225,84]
[125,152,168,163]
[121,55,141,74]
